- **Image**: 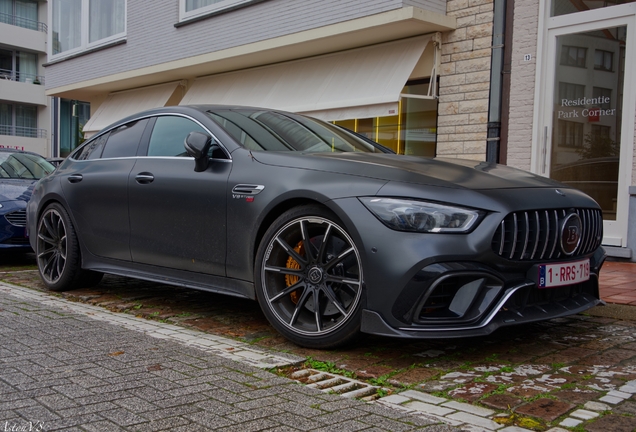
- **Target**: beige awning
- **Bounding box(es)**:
[83,81,184,135]
[180,35,435,121]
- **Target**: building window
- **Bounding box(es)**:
[593,87,612,108]
[59,99,90,157]
[0,0,42,31]
[551,0,636,17]
[591,124,611,139]
[557,119,584,148]
[559,82,585,101]
[560,45,587,68]
[594,49,614,71]
[0,103,40,138]
[333,80,438,157]
[179,0,260,22]
[51,0,126,57]
[89,0,126,43]
[0,48,40,83]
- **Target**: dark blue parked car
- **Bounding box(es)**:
[0,148,55,251]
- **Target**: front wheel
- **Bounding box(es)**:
[36,203,103,291]
[255,205,363,349]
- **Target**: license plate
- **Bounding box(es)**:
[538,259,590,288]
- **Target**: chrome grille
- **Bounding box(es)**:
[5,209,27,227]
[491,208,602,261]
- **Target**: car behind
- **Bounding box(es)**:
[1,149,55,252]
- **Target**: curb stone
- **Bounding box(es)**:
[0,281,303,369]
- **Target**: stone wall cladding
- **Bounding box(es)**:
[45,0,445,90]
[437,0,494,160]
[404,0,447,15]
[506,0,540,172]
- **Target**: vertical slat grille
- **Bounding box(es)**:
[492,208,603,261]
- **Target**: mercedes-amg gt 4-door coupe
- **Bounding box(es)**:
[27,106,605,348]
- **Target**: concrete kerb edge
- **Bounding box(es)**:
[0,280,305,368]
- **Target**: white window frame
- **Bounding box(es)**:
[48,0,127,60]
[179,0,256,22]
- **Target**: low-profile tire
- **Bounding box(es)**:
[255,205,364,349]
[35,202,103,291]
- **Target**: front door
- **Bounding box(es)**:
[128,115,230,275]
[541,10,636,247]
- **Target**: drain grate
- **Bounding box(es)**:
[291,368,382,400]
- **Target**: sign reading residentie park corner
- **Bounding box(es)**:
[558,96,616,119]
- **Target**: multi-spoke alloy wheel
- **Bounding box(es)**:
[36,203,103,291]
[256,206,363,348]
[37,207,68,285]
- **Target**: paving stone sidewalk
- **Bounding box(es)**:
[0,286,461,432]
[4,257,636,431]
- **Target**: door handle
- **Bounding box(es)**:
[68,174,83,183]
[135,173,154,184]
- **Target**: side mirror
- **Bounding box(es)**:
[184,131,212,172]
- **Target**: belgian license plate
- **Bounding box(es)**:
[538,259,590,288]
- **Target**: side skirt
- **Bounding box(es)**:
[83,256,256,300]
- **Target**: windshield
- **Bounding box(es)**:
[0,152,56,179]
[206,109,390,153]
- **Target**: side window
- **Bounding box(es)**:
[73,133,109,160]
[147,116,207,157]
[101,119,149,159]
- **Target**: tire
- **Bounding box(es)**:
[255,205,363,349]
[35,203,103,291]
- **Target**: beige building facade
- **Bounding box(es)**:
[41,0,636,260]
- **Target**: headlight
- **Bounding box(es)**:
[359,197,482,233]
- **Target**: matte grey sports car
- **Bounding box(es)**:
[27,106,605,348]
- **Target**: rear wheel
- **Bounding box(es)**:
[36,203,103,291]
[255,205,363,349]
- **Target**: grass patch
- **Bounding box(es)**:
[304,357,355,378]
[376,388,389,398]
[523,392,558,402]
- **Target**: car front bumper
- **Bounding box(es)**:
[330,193,605,339]
[360,251,604,339]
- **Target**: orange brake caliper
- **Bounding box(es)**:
[285,241,304,304]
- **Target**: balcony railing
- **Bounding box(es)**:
[0,12,47,33]
[0,125,47,139]
[0,68,44,85]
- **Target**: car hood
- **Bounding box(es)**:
[0,179,36,202]
[253,152,566,190]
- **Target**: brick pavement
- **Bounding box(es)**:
[3,256,636,431]
[599,261,636,305]
[0,286,459,432]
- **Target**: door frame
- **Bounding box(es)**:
[532,2,636,247]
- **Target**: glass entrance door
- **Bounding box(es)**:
[550,26,625,221]
[542,13,635,246]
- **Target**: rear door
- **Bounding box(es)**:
[60,118,150,260]
[128,114,231,275]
